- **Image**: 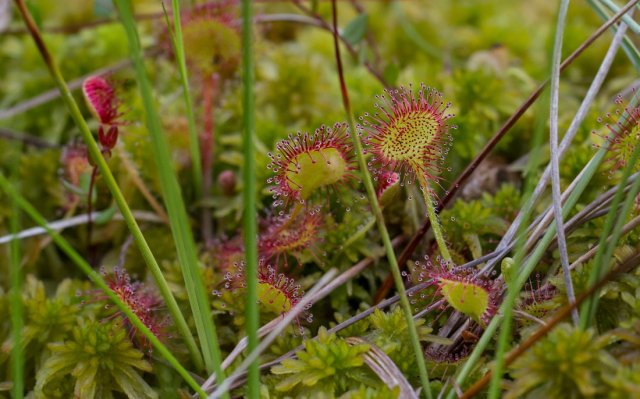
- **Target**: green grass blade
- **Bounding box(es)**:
[329,1,432,397]
[240,0,260,397]
[582,148,640,325]
[166,0,203,197]
[0,173,207,398]
[9,180,24,399]
[113,0,225,382]
[13,0,203,371]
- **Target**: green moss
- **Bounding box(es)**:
[34,319,157,399]
[271,327,374,396]
[366,307,432,378]
[507,324,617,399]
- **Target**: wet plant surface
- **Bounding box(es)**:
[2,0,640,398]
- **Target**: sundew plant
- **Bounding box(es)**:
[3,0,640,398]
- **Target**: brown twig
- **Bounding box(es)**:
[460,250,640,399]
[373,0,640,304]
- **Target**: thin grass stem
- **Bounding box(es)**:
[329,1,432,397]
[167,0,203,197]
[240,0,260,397]
[488,2,575,397]
[484,19,627,275]
[485,94,549,399]
[0,210,163,244]
[9,179,24,399]
[589,0,640,71]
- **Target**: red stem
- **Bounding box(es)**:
[331,1,351,115]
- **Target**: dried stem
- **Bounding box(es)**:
[546,0,579,327]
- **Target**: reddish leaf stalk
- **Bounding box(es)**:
[82,76,123,260]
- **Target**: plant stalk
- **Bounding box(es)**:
[416,171,452,262]
[241,0,260,397]
[329,1,432,397]
[9,179,24,399]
